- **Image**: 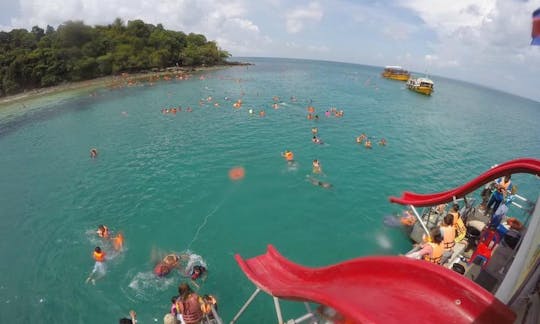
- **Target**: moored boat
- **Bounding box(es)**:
[231,158,540,323]
[406,77,434,95]
[381,65,410,81]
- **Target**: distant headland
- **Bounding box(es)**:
[0,18,250,99]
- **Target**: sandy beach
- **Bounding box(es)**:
[0,64,243,108]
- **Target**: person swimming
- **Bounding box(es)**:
[154,254,181,277]
[312,159,322,173]
[312,136,322,144]
[190,265,207,281]
[365,140,372,149]
[97,225,109,238]
[379,138,387,146]
[282,150,294,163]
[311,127,318,135]
[86,246,106,284]
[307,176,332,189]
[90,148,98,158]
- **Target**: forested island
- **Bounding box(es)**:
[0,18,233,97]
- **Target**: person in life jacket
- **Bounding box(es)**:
[282,150,294,162]
[191,265,207,281]
[170,295,182,318]
[405,228,444,265]
[200,294,218,319]
[86,246,106,284]
[154,254,180,277]
[177,282,203,324]
[440,214,456,264]
[449,204,466,242]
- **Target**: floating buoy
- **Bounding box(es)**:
[229,167,245,181]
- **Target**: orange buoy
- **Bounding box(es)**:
[229,167,245,181]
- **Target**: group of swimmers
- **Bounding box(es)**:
[161,107,193,114]
[86,225,124,284]
[89,224,219,323]
[356,133,387,149]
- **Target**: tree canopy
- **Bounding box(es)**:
[0,19,231,97]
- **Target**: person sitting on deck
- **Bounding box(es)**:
[450,204,466,242]
[440,214,456,264]
[405,228,444,265]
[400,210,416,226]
[200,294,218,320]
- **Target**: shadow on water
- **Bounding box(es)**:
[0,91,114,138]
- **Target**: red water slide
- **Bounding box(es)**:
[236,245,515,323]
[389,158,540,207]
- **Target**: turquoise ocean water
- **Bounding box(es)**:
[0,57,539,323]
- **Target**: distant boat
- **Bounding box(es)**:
[406,77,434,96]
[381,66,410,81]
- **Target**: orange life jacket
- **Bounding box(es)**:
[423,242,443,264]
[451,212,466,241]
[93,251,105,262]
[441,226,455,251]
[285,152,294,161]
[200,295,217,315]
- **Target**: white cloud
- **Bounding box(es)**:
[381,23,416,41]
[399,0,496,34]
[397,0,540,99]
[285,2,323,33]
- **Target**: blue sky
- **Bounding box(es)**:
[1,0,539,101]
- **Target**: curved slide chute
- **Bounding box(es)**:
[389,158,540,207]
[235,245,515,323]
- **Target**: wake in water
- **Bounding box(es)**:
[186,187,233,250]
[125,251,207,301]
[126,270,177,301]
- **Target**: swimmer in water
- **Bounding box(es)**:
[282,150,294,164]
[312,136,322,144]
[312,159,322,173]
[86,246,106,285]
[379,138,387,146]
[312,127,318,135]
[90,148,98,158]
[365,140,372,149]
[307,176,332,189]
[97,224,109,238]
[154,254,181,277]
[113,233,124,251]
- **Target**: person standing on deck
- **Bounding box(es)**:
[486,175,512,216]
[176,282,203,324]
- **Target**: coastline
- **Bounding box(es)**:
[0,62,251,108]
